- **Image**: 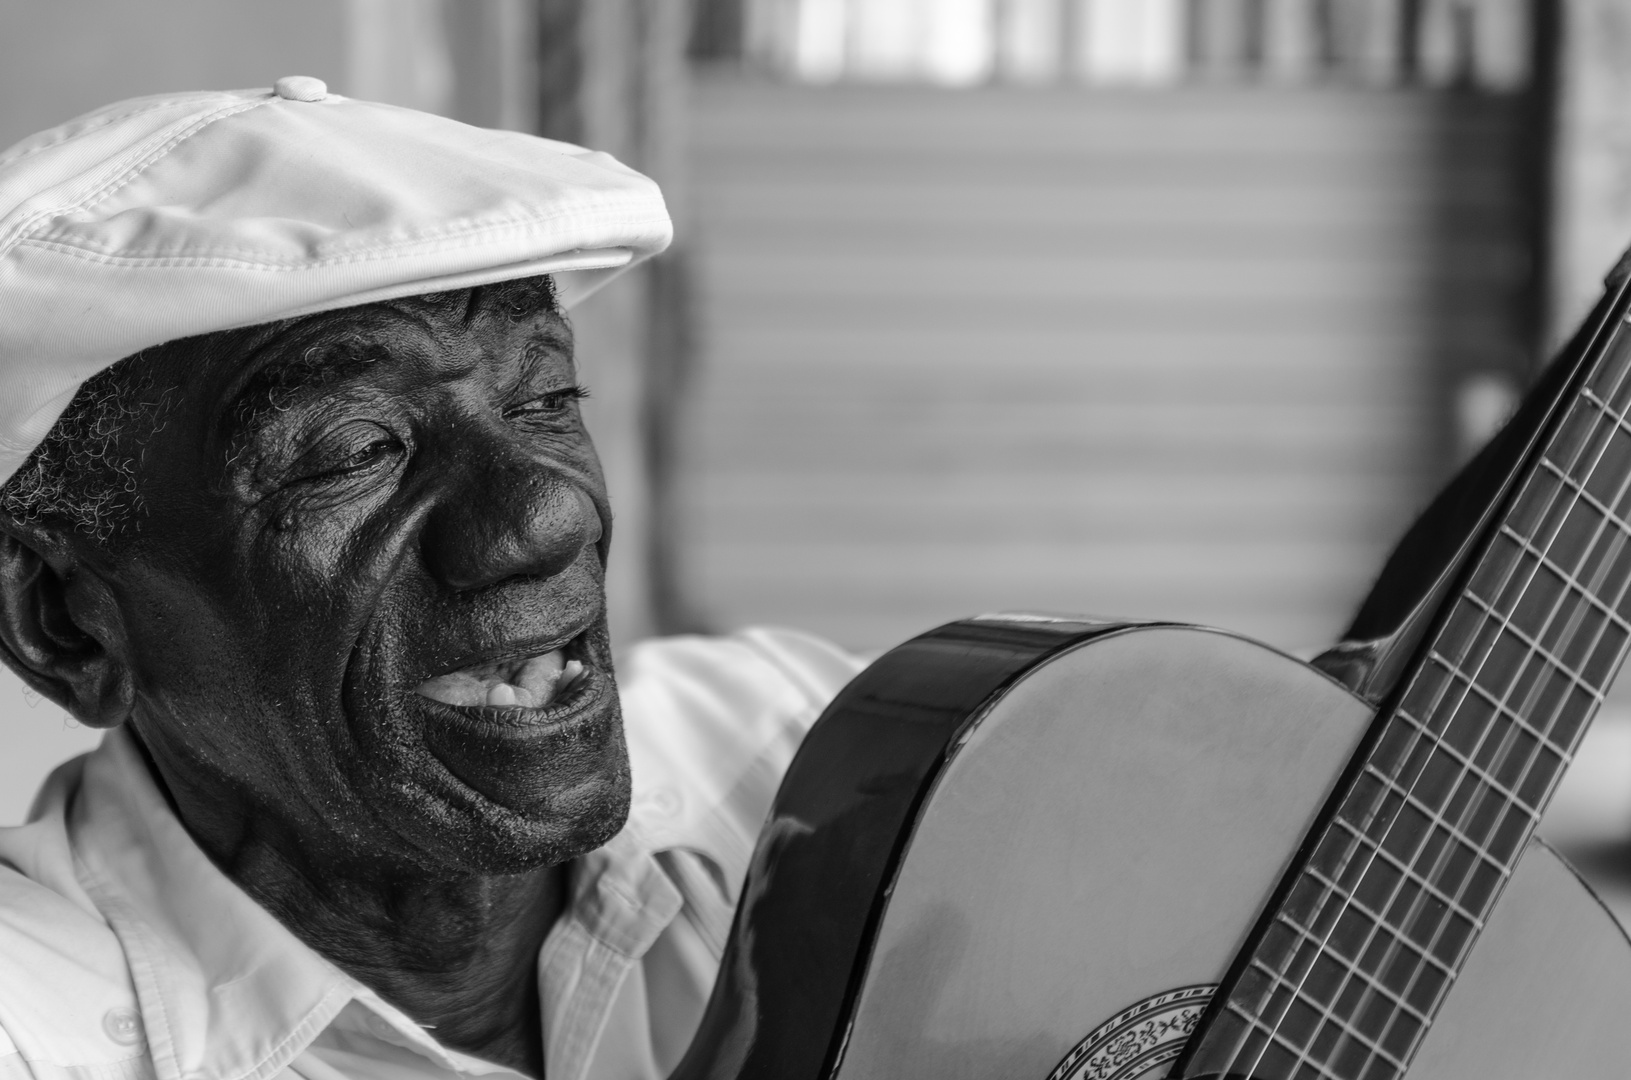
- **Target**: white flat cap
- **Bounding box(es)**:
[0,78,673,485]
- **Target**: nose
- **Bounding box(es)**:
[420,446,604,592]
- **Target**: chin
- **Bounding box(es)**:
[355,670,635,876]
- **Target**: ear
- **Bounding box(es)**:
[0,525,135,729]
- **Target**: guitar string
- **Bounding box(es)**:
[1250,359,1626,1078]
[1301,399,1631,1078]
[1305,389,1631,1069]
[1490,428,1631,802]
[1298,332,1631,1075]
[1206,325,1631,1078]
[1278,336,1631,1078]
[1326,323,1631,1071]
[1218,321,1631,1080]
[1224,430,1584,1078]
[1363,353,1631,1038]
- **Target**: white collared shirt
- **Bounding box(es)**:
[0,628,864,1080]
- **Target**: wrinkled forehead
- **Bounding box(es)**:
[216,279,574,434]
[133,274,565,414]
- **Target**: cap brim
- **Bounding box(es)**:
[267,246,637,322]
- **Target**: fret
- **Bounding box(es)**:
[1586,328,1631,407]
[1256,933,1430,1080]
[1524,487,1631,609]
[1488,528,1602,641]
[1367,734,1534,882]
[1288,822,1472,1014]
[1485,531,1631,687]
[1542,480,1631,595]
[1393,657,1456,736]
[1344,756,1515,894]
[1340,918,1449,1021]
[1581,386,1631,426]
[1266,913,1445,1065]
[1298,867,1480,985]
[1234,860,1454,1079]
[1428,596,1497,669]
[1586,329,1631,410]
[1537,461,1631,564]
[1428,587,1604,766]
[1504,464,1563,542]
[1557,380,1631,470]
[1533,394,1631,555]
[1537,403,1596,482]
[1452,591,1609,750]
[1336,780,1527,1017]
[1247,961,1352,1072]
[1356,764,1506,910]
[1394,694,1549,817]
[1403,674,1562,794]
[1256,914,1434,1026]
[1312,704,1525,953]
[1242,952,1426,1056]
[1579,406,1631,509]
[1349,704,1539,869]
[1224,1002,1389,1080]
[1542,396,1625,483]
[1413,649,1567,762]
[1191,972,1404,1078]
[1241,953,1425,1075]
[1483,527,1631,661]
[1323,820,1482,967]
[1234,717,1519,1076]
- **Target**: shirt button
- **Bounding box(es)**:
[273,75,328,102]
[102,1007,144,1046]
[649,787,683,817]
[366,1013,397,1040]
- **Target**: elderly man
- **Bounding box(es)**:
[0,80,861,1080]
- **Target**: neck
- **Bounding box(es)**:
[249,851,564,1080]
[131,730,564,1079]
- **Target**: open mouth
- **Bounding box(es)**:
[415,642,587,711]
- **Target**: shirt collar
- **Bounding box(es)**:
[61,727,688,1080]
[68,727,361,1080]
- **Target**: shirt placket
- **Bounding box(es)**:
[540,836,682,1080]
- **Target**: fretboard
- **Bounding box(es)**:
[1179,315,1631,1079]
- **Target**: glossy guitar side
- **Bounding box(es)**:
[670,619,1631,1080]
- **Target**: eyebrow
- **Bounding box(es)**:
[226,341,391,438]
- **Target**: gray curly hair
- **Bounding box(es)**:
[0,356,174,544]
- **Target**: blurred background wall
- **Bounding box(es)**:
[679,0,1543,653]
[2,0,1631,855]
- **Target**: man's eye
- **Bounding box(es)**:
[337,438,399,471]
[293,430,403,484]
[508,384,590,418]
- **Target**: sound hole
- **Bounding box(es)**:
[1047,985,1215,1080]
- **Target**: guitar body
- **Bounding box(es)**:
[673,620,1631,1080]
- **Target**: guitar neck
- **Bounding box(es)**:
[1179,304,1631,1079]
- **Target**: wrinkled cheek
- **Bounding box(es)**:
[124,608,347,801]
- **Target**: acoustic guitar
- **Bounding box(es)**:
[670,270,1631,1079]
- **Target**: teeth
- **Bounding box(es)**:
[416,649,585,710]
[416,670,489,708]
[517,651,565,695]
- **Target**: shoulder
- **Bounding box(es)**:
[0,763,147,1076]
[619,626,865,740]
[617,628,867,888]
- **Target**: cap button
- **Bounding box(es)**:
[273,76,328,102]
